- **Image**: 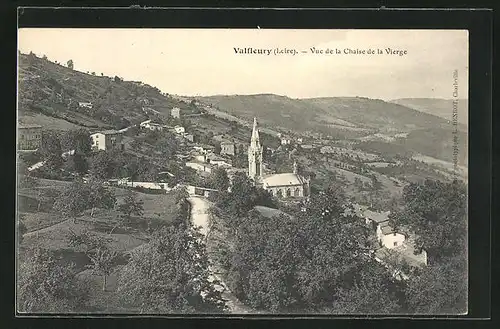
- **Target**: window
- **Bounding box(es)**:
[394,242,398,247]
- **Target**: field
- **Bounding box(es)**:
[18,179,180,312]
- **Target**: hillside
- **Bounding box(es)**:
[18,52,199,131]
[389,98,468,127]
[198,94,453,136]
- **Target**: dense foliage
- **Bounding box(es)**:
[211,184,402,313]
[118,225,226,313]
[18,248,90,313]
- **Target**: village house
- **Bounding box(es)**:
[90,130,124,151]
[206,153,232,168]
[171,107,181,119]
[300,144,316,151]
[220,141,236,156]
[78,101,93,109]
[174,125,185,134]
[374,242,428,280]
[185,160,213,176]
[18,124,42,150]
[281,137,292,145]
[183,133,195,142]
[193,144,215,155]
[140,120,166,131]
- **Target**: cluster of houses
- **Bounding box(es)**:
[345,203,428,279]
[185,144,234,177]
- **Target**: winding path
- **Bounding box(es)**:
[188,196,253,314]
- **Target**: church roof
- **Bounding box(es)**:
[261,173,307,187]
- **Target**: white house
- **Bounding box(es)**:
[206,153,232,168]
[140,120,165,131]
[174,125,185,134]
[78,101,93,109]
[90,130,124,151]
[281,137,292,145]
[193,145,214,154]
[171,107,181,119]
[376,222,406,249]
[183,133,195,142]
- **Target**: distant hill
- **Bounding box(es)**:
[18,52,198,131]
[389,98,468,127]
[198,94,452,136]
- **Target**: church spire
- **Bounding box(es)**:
[248,117,263,181]
[251,117,260,146]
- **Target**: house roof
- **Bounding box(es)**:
[262,173,307,187]
[363,209,390,223]
[380,225,394,235]
[375,243,427,269]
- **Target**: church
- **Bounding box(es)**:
[247,118,310,199]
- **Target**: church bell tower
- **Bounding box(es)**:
[248,117,264,181]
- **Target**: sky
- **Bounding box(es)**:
[18,29,469,100]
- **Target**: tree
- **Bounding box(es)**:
[67,229,117,292]
[60,129,92,155]
[17,216,27,244]
[207,167,229,192]
[17,247,89,312]
[118,226,227,313]
[87,248,118,292]
[89,151,116,179]
[67,59,74,69]
[53,181,90,220]
[404,253,467,314]
[214,142,221,155]
[64,153,89,175]
[87,178,116,217]
[53,179,116,220]
[391,180,467,262]
[40,130,63,171]
[214,183,403,314]
[113,190,144,233]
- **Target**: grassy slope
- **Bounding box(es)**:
[19,183,180,313]
[18,53,197,131]
[199,94,451,134]
[389,98,468,126]
[303,96,450,132]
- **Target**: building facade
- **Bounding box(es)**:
[90,130,124,151]
[171,107,181,119]
[247,117,309,199]
[220,141,235,156]
[18,124,42,150]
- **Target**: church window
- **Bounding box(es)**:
[286,188,291,197]
[294,188,300,197]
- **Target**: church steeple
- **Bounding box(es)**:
[251,117,260,147]
[248,117,263,181]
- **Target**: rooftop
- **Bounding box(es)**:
[375,243,427,269]
[262,173,308,187]
[363,209,390,223]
